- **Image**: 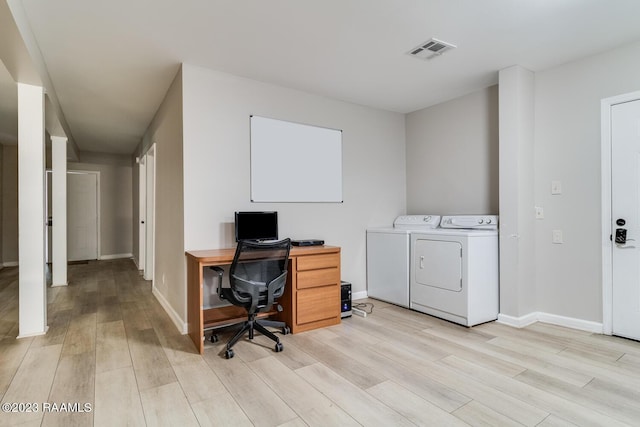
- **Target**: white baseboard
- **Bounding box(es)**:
[17,325,49,339]
[51,282,69,287]
[497,312,538,328]
[352,291,368,301]
[132,257,140,270]
[497,311,603,334]
[537,312,603,334]
[3,261,18,267]
[99,253,133,261]
[152,286,188,334]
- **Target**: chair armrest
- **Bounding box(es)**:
[209,266,225,298]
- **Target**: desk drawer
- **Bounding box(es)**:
[296,286,340,325]
[297,253,339,271]
[297,267,339,290]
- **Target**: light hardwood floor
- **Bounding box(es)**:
[1,259,640,426]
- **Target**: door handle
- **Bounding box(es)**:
[420,255,424,269]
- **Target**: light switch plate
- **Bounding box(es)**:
[551,180,562,195]
[535,206,544,219]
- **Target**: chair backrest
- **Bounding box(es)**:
[230,238,291,282]
[229,238,291,312]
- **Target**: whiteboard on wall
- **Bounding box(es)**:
[250,115,343,202]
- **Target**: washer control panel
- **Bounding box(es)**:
[440,215,499,229]
[394,215,441,229]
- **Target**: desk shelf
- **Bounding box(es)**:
[203,306,274,330]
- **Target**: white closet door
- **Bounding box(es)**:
[67,172,98,261]
[611,99,640,341]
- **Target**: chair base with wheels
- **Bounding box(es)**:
[221,315,290,359]
[209,238,292,359]
[208,317,290,358]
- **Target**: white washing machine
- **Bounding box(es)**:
[366,215,440,307]
[410,215,499,326]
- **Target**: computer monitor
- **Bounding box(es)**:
[234,211,278,242]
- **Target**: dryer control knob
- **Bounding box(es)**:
[478,219,484,224]
[486,218,492,224]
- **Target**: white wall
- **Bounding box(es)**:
[534,40,640,322]
[139,68,184,325]
[182,64,406,297]
[69,151,133,258]
[405,86,498,215]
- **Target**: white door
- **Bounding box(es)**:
[68,172,98,261]
[46,170,52,263]
[144,145,155,282]
[138,156,146,272]
[611,99,640,341]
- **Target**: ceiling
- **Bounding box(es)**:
[3,0,640,154]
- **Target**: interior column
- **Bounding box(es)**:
[498,65,537,322]
[51,136,68,286]
[17,83,48,338]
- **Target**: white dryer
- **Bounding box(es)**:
[366,215,440,307]
[410,215,499,326]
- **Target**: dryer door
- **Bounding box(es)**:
[414,239,462,291]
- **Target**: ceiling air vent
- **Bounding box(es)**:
[408,38,456,60]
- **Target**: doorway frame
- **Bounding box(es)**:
[45,169,52,264]
[138,156,146,272]
[600,89,640,335]
[142,144,156,283]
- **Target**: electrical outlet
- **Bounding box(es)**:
[552,229,563,244]
[535,206,544,219]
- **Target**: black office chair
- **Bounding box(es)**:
[210,238,291,359]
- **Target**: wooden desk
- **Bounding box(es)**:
[186,245,341,354]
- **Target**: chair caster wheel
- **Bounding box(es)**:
[282,326,290,335]
[210,334,219,343]
[225,349,234,359]
[275,342,283,352]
